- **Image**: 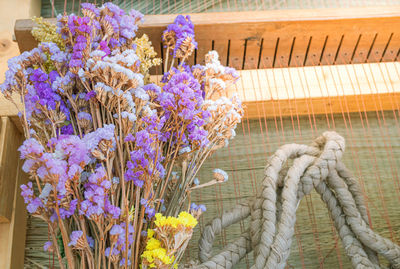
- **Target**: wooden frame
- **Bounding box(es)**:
[0,117,28,269]
[14,6,400,73]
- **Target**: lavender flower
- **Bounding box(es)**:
[43,241,53,252]
[163,15,197,58]
[110,224,124,235]
[68,230,84,247]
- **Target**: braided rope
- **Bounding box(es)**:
[191,131,400,269]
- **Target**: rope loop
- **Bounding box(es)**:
[190,132,400,269]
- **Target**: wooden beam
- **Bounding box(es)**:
[14,6,400,69]
[231,62,400,119]
[0,117,21,222]
[0,117,28,268]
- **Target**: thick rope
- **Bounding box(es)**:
[190,131,400,269]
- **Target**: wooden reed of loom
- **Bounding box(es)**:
[0,4,400,268]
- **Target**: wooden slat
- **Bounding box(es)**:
[0,117,21,222]
[14,6,400,70]
[0,117,28,268]
[243,92,400,119]
[232,62,400,119]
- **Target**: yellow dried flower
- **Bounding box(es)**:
[145,238,161,251]
[177,211,198,228]
[142,247,175,268]
[31,17,65,51]
[133,34,161,83]
[147,229,155,239]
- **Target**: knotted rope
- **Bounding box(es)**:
[191,131,400,269]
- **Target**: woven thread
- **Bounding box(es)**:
[190,132,400,269]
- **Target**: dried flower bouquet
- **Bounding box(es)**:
[1,3,243,268]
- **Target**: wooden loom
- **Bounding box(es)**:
[0,3,400,268]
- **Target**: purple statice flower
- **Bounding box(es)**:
[140,198,156,218]
[59,199,77,219]
[105,246,120,257]
[53,135,91,167]
[191,202,206,212]
[41,42,68,63]
[158,69,209,147]
[1,56,24,92]
[85,90,97,100]
[20,182,34,203]
[143,83,161,96]
[224,66,240,82]
[68,230,83,247]
[145,207,156,219]
[163,15,196,57]
[120,258,131,267]
[105,199,121,219]
[20,182,45,214]
[129,9,144,24]
[124,133,134,142]
[83,124,116,152]
[43,241,53,252]
[111,222,134,255]
[87,235,95,248]
[19,138,44,158]
[26,198,43,214]
[110,224,124,235]
[124,123,165,187]
[81,3,100,17]
[77,111,92,123]
[80,166,120,219]
[120,14,138,39]
[61,124,74,135]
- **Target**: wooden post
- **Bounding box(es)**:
[0,117,28,268]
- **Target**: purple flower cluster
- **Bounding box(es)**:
[190,202,206,212]
[21,182,44,214]
[106,222,135,266]
[83,124,116,153]
[141,198,156,219]
[163,15,197,57]
[19,131,119,220]
[68,230,83,247]
[0,42,71,124]
[125,125,166,188]
[80,166,120,219]
[58,2,144,70]
[158,70,210,148]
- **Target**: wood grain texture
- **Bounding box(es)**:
[0,116,28,268]
[0,118,19,222]
[14,6,400,71]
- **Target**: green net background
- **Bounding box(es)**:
[40,0,400,17]
[24,111,400,268]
